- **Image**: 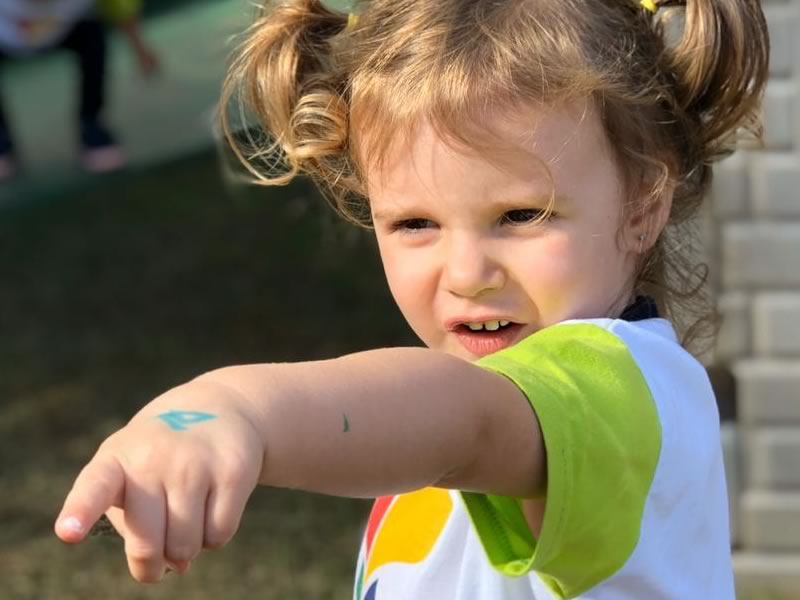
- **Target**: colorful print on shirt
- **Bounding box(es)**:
[355,488,454,600]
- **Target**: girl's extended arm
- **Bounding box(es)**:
[55,347,544,582]
[202,347,545,499]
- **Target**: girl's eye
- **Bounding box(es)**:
[392,218,435,232]
[500,208,551,226]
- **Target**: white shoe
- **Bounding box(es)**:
[79,118,128,174]
[0,154,17,182]
[81,145,127,173]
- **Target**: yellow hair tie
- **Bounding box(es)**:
[640,0,658,13]
[347,13,360,29]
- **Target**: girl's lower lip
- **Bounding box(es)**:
[452,324,524,358]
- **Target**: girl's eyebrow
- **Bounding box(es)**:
[371,203,429,222]
[371,194,571,221]
[489,193,570,210]
[371,208,407,222]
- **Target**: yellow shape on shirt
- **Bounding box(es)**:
[366,487,453,581]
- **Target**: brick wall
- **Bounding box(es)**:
[710,1,800,596]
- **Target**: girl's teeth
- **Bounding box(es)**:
[464,320,512,331]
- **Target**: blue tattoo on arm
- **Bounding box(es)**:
[157,410,217,431]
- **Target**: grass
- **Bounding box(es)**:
[0,150,417,599]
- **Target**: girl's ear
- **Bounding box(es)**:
[623,183,674,255]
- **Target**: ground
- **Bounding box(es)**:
[0,149,415,599]
[1,3,409,596]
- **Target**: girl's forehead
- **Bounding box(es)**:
[361,99,612,191]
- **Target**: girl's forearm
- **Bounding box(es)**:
[197,348,545,499]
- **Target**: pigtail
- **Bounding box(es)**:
[620,0,768,351]
[220,0,361,208]
[657,0,769,159]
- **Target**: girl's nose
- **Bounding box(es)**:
[442,235,505,299]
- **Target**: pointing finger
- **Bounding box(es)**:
[55,455,125,544]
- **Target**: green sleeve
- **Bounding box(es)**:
[96,0,142,23]
[461,323,661,599]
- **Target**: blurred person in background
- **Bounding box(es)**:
[0,0,159,181]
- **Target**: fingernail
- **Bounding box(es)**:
[60,517,85,534]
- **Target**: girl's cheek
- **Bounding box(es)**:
[383,261,433,316]
[523,237,590,323]
[527,237,573,282]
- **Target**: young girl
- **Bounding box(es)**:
[55,0,769,598]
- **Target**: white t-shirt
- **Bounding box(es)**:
[353,316,734,599]
[0,0,94,53]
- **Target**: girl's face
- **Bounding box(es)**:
[368,103,644,361]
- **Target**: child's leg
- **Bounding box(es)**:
[60,19,107,123]
[0,49,10,138]
[0,54,7,131]
[0,50,18,181]
[59,18,125,172]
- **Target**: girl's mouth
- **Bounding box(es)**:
[451,321,524,358]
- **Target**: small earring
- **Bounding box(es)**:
[638,234,647,241]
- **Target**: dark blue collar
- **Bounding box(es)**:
[618,295,660,322]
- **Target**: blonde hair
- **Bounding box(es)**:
[220,0,769,347]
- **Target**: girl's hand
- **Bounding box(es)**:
[54,380,264,583]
